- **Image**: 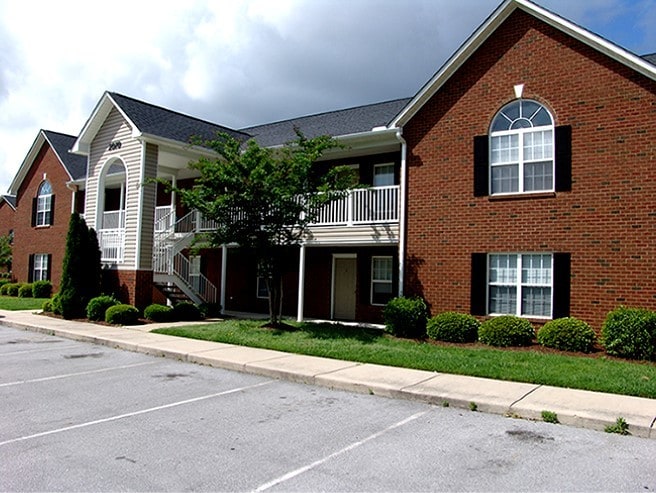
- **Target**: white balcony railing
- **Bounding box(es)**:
[98,229,125,262]
[101,210,126,230]
[310,186,399,226]
[155,206,174,232]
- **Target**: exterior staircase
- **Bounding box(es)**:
[152,208,218,305]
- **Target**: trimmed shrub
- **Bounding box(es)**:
[537,317,597,353]
[199,302,222,319]
[0,279,11,290]
[4,283,20,297]
[427,312,480,343]
[18,283,33,298]
[86,295,120,322]
[479,316,535,347]
[144,303,174,323]
[51,293,62,315]
[382,297,429,339]
[602,307,656,361]
[105,304,140,325]
[42,299,53,313]
[32,280,52,298]
[172,302,203,322]
[0,282,11,295]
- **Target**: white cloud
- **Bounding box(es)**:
[0,0,652,195]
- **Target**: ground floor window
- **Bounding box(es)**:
[371,256,393,305]
[256,276,268,299]
[488,253,552,317]
[30,253,50,282]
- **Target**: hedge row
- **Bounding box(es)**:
[383,297,656,361]
[0,280,52,298]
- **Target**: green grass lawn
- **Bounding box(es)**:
[0,296,49,311]
[153,319,656,399]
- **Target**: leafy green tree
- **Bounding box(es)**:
[0,234,11,273]
[174,131,353,326]
[58,213,102,319]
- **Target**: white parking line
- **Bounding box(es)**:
[253,409,430,492]
[0,380,273,447]
[0,361,158,388]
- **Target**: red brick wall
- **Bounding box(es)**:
[12,143,74,291]
[0,201,14,275]
[102,269,154,309]
[403,10,656,330]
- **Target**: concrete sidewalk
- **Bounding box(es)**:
[1,309,654,439]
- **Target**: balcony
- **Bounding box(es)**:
[98,210,125,262]
[309,186,399,226]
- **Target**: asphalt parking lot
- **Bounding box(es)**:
[2,325,655,492]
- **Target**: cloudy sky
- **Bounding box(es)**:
[1,0,655,194]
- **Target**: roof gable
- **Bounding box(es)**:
[8,130,81,195]
[72,91,250,155]
[0,195,16,210]
[392,0,656,127]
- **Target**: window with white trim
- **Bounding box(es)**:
[36,181,53,226]
[373,163,395,187]
[488,253,552,318]
[33,253,49,281]
[489,100,554,194]
[371,256,393,305]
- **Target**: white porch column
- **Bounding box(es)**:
[296,243,306,322]
[220,245,228,314]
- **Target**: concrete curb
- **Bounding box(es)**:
[1,310,654,439]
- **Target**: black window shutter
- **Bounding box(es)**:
[31,198,37,227]
[46,254,52,281]
[552,252,571,318]
[473,135,489,197]
[470,253,487,315]
[49,195,55,225]
[555,125,572,192]
[28,254,34,283]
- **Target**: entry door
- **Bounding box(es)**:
[333,257,356,320]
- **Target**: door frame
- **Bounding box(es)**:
[331,253,357,319]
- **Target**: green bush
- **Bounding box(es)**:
[51,293,62,315]
[144,303,174,322]
[199,302,222,319]
[86,295,120,321]
[18,283,33,298]
[537,317,597,353]
[0,283,10,295]
[32,280,52,298]
[0,279,11,289]
[427,312,480,343]
[42,299,53,313]
[4,283,20,297]
[105,304,140,325]
[382,297,429,339]
[602,307,656,361]
[172,302,203,322]
[479,316,535,347]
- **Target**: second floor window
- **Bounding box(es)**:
[489,100,554,195]
[34,181,54,227]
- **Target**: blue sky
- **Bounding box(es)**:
[0,0,655,194]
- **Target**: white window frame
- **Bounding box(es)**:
[373,163,395,187]
[370,256,393,306]
[487,253,553,319]
[256,276,268,299]
[36,181,53,227]
[489,100,554,195]
[33,253,49,281]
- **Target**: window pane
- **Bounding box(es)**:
[524,161,553,191]
[489,254,517,284]
[373,282,393,294]
[489,286,517,314]
[372,257,393,281]
[521,254,552,285]
[373,164,395,187]
[522,287,552,317]
[491,135,519,164]
[531,107,553,127]
[491,164,519,194]
[523,130,553,161]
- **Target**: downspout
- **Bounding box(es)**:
[395,129,407,297]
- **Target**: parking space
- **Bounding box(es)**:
[2,325,655,492]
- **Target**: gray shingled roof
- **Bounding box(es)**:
[109,92,250,145]
[642,53,656,65]
[241,98,412,147]
[1,195,16,209]
[43,130,87,181]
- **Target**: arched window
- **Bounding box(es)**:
[489,100,554,194]
[34,180,53,226]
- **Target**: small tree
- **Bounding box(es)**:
[0,234,12,273]
[172,131,353,326]
[58,213,102,319]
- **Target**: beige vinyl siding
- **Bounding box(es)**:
[137,142,158,269]
[85,107,143,268]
